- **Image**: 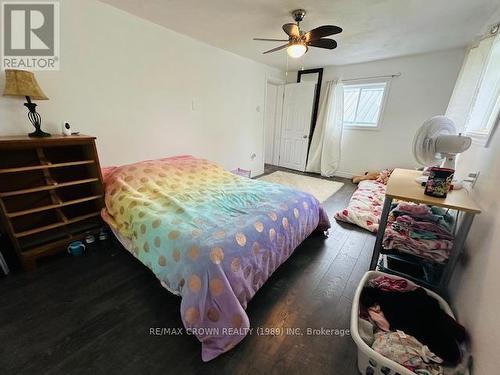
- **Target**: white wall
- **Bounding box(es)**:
[0,0,282,176]
[449,133,500,374]
[290,49,465,177]
[448,11,500,375]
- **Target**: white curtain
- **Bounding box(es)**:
[306,80,344,177]
[446,35,495,132]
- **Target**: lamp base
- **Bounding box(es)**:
[29,128,51,138]
[24,97,51,138]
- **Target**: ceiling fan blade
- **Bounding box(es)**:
[308,38,338,50]
[282,23,300,37]
[304,25,343,42]
[263,43,289,54]
[253,38,289,42]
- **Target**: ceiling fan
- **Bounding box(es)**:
[253,9,342,58]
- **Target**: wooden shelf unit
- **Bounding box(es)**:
[7,195,103,218]
[0,159,95,174]
[370,168,481,297]
[0,135,105,271]
[0,178,100,197]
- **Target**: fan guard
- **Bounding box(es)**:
[413,116,457,166]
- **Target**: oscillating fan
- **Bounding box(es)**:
[413,116,472,170]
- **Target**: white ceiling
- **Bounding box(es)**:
[100,0,500,70]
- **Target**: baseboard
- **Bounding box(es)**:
[251,168,264,178]
[334,170,354,179]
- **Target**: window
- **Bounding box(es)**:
[343,81,388,129]
[447,28,500,146]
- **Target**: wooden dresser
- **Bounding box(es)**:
[0,135,105,271]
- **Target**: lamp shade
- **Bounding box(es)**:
[287,42,307,58]
[3,69,48,100]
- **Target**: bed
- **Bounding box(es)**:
[101,156,330,361]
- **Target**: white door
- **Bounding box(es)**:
[264,80,284,165]
[278,82,316,171]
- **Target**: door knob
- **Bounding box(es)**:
[303,135,308,139]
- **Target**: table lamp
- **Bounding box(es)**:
[3,69,50,137]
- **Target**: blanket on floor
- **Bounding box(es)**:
[335,180,386,232]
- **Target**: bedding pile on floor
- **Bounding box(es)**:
[334,180,386,232]
[382,203,454,263]
[359,275,468,375]
[101,156,330,361]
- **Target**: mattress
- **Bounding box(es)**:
[101,156,330,361]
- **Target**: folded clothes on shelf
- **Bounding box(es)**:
[382,203,454,263]
[393,215,454,241]
[391,203,454,232]
[383,227,452,263]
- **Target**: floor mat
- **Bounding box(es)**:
[257,171,343,203]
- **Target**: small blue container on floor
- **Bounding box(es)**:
[67,241,86,256]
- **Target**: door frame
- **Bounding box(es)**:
[297,68,323,153]
[263,75,285,166]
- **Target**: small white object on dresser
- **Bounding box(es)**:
[62,121,72,135]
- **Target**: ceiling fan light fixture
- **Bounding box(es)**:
[287,42,307,58]
[254,9,342,56]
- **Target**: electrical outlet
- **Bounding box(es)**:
[464,171,480,188]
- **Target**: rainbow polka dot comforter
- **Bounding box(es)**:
[101,156,330,361]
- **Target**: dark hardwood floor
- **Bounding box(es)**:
[0,165,375,375]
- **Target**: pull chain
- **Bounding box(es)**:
[285,53,289,79]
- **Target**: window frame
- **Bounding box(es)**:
[342,78,391,131]
[450,30,500,147]
[466,92,500,147]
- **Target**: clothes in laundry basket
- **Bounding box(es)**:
[360,286,466,365]
[367,275,418,292]
[372,330,443,375]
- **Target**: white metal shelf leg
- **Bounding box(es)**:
[440,212,475,291]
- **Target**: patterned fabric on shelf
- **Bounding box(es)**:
[382,203,453,263]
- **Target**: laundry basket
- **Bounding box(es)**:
[350,271,455,375]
